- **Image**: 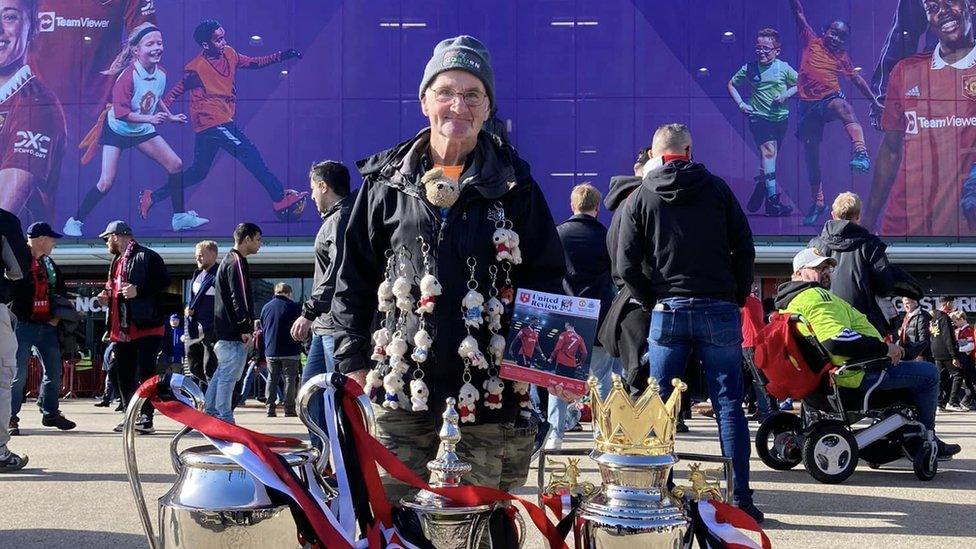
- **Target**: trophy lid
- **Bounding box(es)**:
[401,398,491,513]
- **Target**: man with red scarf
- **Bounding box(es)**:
[96,220,169,434]
[9,222,74,435]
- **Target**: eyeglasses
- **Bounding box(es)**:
[755,46,777,54]
[430,87,487,107]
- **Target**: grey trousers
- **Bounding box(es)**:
[1,304,19,455]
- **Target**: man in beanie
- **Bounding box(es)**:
[332,36,565,503]
[97,221,170,434]
[9,222,76,435]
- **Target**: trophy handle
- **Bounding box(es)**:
[297,373,377,472]
[167,379,206,474]
[513,507,527,548]
[123,375,205,549]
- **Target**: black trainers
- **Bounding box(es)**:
[802,203,826,226]
[937,438,961,460]
[747,176,766,213]
[41,412,77,431]
[8,419,19,436]
[737,501,765,524]
[94,400,110,408]
[764,194,793,217]
[676,418,689,433]
[0,451,28,473]
[267,408,277,417]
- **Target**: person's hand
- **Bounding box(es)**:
[168,112,188,124]
[282,48,302,60]
[551,383,583,403]
[241,332,253,345]
[48,317,60,327]
[185,307,193,318]
[886,342,904,365]
[97,290,109,306]
[346,369,368,388]
[738,102,755,114]
[149,112,167,125]
[121,283,137,299]
[291,316,312,342]
[953,358,961,368]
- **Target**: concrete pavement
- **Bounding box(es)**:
[1,399,974,548]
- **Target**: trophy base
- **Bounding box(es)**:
[158,505,301,548]
[578,491,689,549]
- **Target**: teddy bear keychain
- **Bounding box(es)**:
[513,381,532,410]
[377,250,396,313]
[383,370,406,410]
[458,368,480,424]
[411,325,432,363]
[415,238,442,315]
[409,370,430,412]
[462,257,486,329]
[483,374,505,410]
[365,368,385,400]
[371,326,392,362]
[458,335,489,370]
[498,261,515,307]
[493,215,523,265]
[422,167,460,208]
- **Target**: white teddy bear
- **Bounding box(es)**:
[483,376,505,410]
[486,297,504,332]
[382,371,405,410]
[415,273,442,315]
[462,289,485,329]
[411,329,433,363]
[385,332,408,360]
[488,333,506,365]
[458,381,480,423]
[377,280,395,312]
[371,327,392,362]
[392,276,414,313]
[493,227,522,264]
[410,378,429,411]
[507,231,522,264]
[458,335,488,370]
[365,368,385,397]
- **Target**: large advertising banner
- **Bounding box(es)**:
[4,0,971,241]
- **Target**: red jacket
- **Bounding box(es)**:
[741,294,765,348]
[550,330,588,367]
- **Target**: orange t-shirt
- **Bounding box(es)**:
[797,25,855,101]
[437,164,464,183]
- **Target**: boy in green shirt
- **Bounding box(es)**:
[728,28,798,217]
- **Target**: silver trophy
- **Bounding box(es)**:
[401,398,525,549]
[577,375,691,548]
[123,375,372,548]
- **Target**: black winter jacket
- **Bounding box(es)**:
[303,193,355,335]
[616,161,755,308]
[214,249,254,341]
[900,308,932,360]
[108,243,170,329]
[556,214,614,329]
[0,208,29,305]
[605,175,642,289]
[810,220,895,335]
[929,309,959,361]
[331,129,566,424]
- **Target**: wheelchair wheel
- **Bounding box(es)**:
[803,423,859,484]
[913,442,938,481]
[756,412,803,470]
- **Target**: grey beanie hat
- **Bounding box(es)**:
[419,35,494,107]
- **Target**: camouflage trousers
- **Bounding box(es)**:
[370,403,538,503]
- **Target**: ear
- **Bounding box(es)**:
[420,93,431,117]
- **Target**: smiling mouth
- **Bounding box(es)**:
[940,19,961,34]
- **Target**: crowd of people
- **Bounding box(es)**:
[0,23,970,531]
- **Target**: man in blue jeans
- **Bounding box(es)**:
[10,222,76,434]
[206,223,261,424]
[290,161,353,449]
[615,124,760,522]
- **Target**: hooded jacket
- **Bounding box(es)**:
[616,160,754,308]
[331,129,565,424]
[810,220,895,334]
[774,280,888,365]
[605,175,642,289]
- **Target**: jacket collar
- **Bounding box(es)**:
[320,194,351,220]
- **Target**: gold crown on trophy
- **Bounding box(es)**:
[588,374,687,456]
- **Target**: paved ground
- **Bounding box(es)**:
[1,399,974,548]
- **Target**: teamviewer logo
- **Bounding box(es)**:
[38,12,55,32]
[905,111,918,135]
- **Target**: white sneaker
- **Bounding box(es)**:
[171,211,210,231]
[945,404,969,412]
[543,436,563,451]
[62,217,83,237]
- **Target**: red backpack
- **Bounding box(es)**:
[753,312,831,400]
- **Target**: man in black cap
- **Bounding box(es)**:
[9,222,75,434]
[96,221,170,434]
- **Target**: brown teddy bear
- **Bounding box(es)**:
[422,167,460,208]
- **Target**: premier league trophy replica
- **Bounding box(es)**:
[577,374,690,547]
[402,398,525,549]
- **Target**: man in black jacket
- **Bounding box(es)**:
[810,192,895,335]
[898,297,932,362]
[9,222,75,434]
[290,160,353,448]
[97,221,170,434]
[205,222,261,424]
[1,208,29,471]
[331,36,565,502]
[185,240,219,388]
[931,296,961,410]
[616,123,761,522]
